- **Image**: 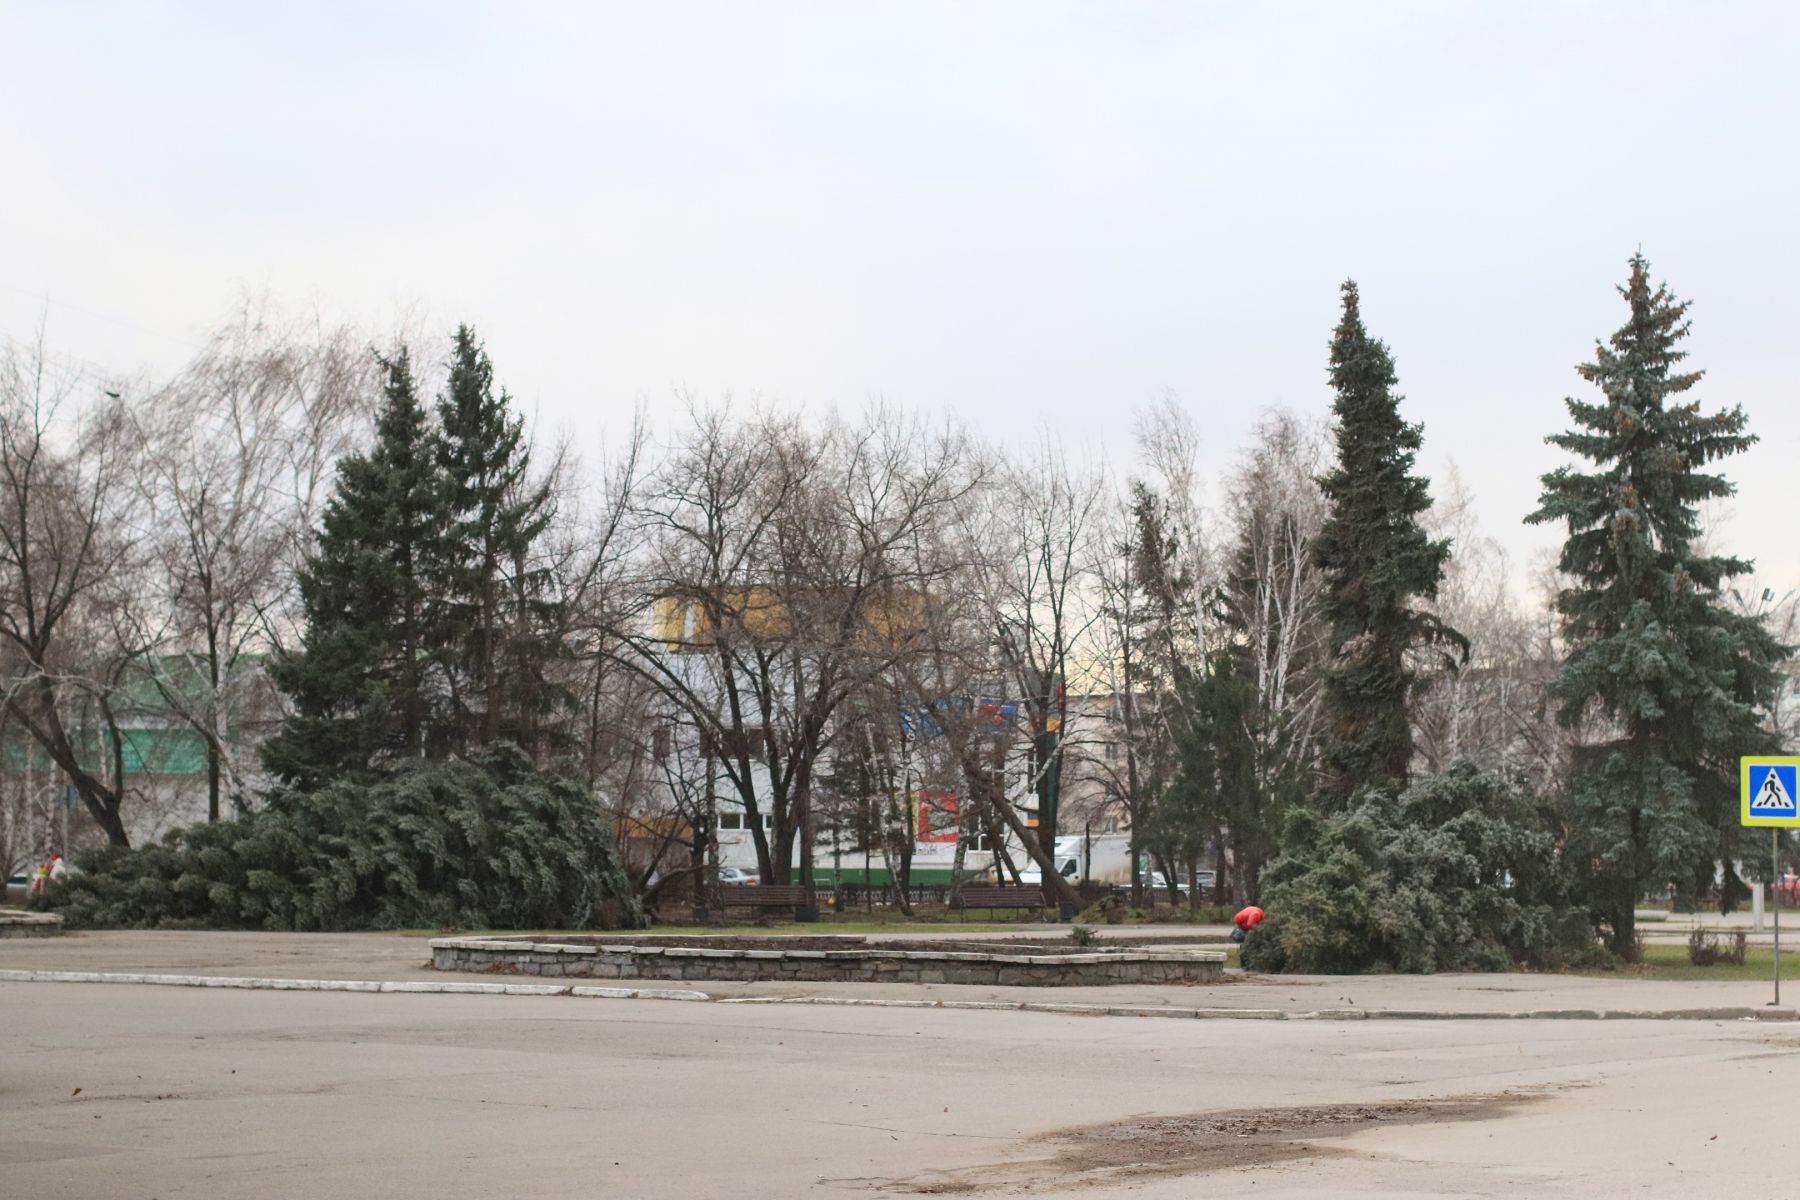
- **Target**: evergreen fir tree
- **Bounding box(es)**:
[1119,483,1263,903]
[1529,254,1787,955]
[1312,280,1463,807]
[1162,651,1256,899]
[432,326,565,754]
[266,348,443,783]
[371,347,443,758]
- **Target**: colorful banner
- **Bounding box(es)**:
[916,789,960,844]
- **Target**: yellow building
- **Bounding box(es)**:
[651,587,926,653]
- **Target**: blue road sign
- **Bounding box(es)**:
[1743,758,1800,826]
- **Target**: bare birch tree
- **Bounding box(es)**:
[132,307,370,820]
[1217,409,1329,899]
[1415,465,1564,790]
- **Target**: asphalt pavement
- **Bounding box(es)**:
[4,979,1795,1198]
[5,929,1798,1017]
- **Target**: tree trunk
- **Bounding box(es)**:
[746,802,774,883]
[949,803,969,898]
[794,762,815,906]
[1034,726,1060,866]
[403,546,423,758]
[1152,849,1179,906]
[889,767,916,915]
[207,624,222,822]
[207,740,221,824]
[1226,829,1244,906]
[984,784,1081,908]
[482,555,499,744]
[689,830,708,914]
[10,687,131,848]
[1609,903,1638,961]
[1129,837,1144,909]
[1719,860,1749,916]
[987,806,1023,885]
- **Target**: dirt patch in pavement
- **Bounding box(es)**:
[877,1090,1553,1193]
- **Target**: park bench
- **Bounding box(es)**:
[717,884,814,917]
[950,884,1046,920]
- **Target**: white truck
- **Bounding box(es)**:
[1017,833,1136,886]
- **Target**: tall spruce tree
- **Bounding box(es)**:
[432,326,565,755]
[1529,254,1787,955]
[267,348,443,784]
[1312,280,1463,807]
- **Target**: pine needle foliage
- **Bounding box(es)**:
[266,347,445,784]
[1528,254,1788,954]
[432,326,567,756]
[267,328,569,782]
[39,745,646,932]
[1240,765,1593,973]
[1312,281,1464,807]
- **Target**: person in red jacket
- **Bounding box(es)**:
[1231,905,1266,943]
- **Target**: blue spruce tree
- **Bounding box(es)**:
[1530,254,1789,955]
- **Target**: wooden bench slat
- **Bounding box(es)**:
[718,885,814,908]
[951,886,1046,910]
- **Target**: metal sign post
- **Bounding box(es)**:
[1741,757,1800,1008]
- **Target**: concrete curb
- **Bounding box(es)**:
[717,994,1800,1022]
[3,970,1795,1022]
[0,969,708,1002]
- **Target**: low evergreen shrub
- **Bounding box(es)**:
[1239,765,1596,974]
[38,744,645,932]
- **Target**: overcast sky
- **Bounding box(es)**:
[3,2,1797,588]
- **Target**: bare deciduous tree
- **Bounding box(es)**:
[955,438,1107,906]
[1218,409,1329,900]
[132,306,370,820]
[612,402,976,902]
[0,330,145,846]
[1416,465,1564,791]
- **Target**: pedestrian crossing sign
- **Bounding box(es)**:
[1742,757,1800,826]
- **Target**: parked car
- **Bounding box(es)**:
[1146,870,1217,897]
[716,866,757,886]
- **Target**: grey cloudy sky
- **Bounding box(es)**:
[4,2,1797,585]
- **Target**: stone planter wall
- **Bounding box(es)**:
[430,936,1225,987]
[0,911,62,938]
